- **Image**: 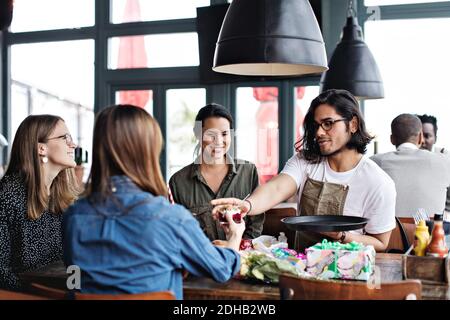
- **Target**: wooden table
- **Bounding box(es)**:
[18,253,450,300]
[184,276,280,300]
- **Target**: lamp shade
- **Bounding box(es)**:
[320,16,384,99]
[0,0,13,30]
[213,0,328,76]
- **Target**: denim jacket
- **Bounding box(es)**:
[62,175,240,299]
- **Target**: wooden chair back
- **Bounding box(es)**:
[74,291,176,300]
[27,283,175,300]
[28,283,68,300]
[279,274,422,300]
[0,289,48,300]
[398,217,416,244]
[386,217,416,253]
[262,206,296,248]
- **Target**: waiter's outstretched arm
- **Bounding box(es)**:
[211,173,297,217]
[322,230,392,252]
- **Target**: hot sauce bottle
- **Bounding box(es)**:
[426,213,449,258]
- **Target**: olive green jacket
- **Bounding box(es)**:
[168,159,265,241]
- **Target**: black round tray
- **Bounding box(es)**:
[281,215,368,232]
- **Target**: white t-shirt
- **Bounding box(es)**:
[280,153,396,235]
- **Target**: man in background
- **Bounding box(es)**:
[417,114,447,154]
[371,114,450,218]
[417,114,450,215]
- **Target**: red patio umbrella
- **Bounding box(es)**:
[117,0,151,109]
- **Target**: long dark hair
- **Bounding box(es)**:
[295,89,373,163]
[194,103,233,129]
[85,105,167,202]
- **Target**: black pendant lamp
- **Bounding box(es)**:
[213,0,328,76]
[0,0,14,31]
[320,1,383,99]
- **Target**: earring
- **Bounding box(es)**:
[42,156,48,164]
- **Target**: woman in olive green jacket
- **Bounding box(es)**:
[169,103,264,241]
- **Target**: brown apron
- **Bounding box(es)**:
[295,177,349,250]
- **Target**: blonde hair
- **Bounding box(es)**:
[5,115,79,220]
[85,105,167,201]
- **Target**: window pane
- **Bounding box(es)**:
[109,33,199,69]
[294,86,320,155]
[10,81,30,139]
[11,40,95,182]
[236,87,279,184]
[11,0,94,33]
[364,18,450,155]
[166,88,206,179]
[111,0,210,23]
[365,0,444,5]
[115,90,154,115]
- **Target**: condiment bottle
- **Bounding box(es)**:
[278,232,288,244]
[413,220,430,256]
[426,213,449,258]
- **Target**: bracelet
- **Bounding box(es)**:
[339,231,347,243]
[244,199,252,214]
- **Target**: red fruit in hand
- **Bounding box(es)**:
[219,206,242,224]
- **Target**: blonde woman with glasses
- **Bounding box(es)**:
[0,115,79,290]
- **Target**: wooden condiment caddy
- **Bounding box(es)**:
[402,245,450,284]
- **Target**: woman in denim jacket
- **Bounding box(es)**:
[63,105,243,299]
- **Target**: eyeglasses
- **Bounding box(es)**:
[313,118,347,132]
[47,133,74,146]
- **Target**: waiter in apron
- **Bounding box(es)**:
[212,89,396,252]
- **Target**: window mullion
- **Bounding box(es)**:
[364,2,450,21]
